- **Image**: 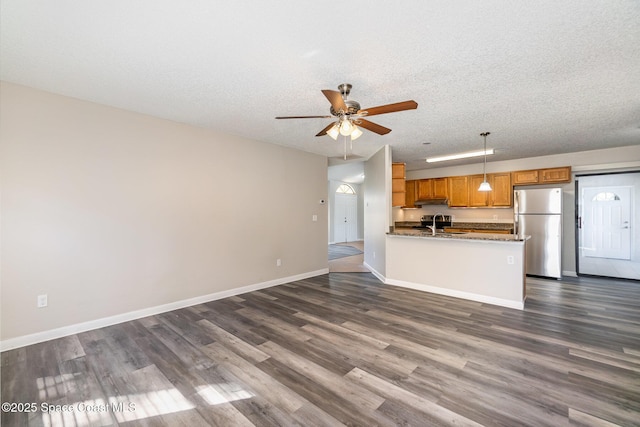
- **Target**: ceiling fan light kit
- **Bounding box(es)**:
[276,83,418,157]
[327,124,340,140]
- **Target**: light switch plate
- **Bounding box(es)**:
[37,294,48,308]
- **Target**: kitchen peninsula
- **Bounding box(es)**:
[386,230,530,310]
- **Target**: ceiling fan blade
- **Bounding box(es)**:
[357,119,392,135]
[358,100,418,117]
[321,89,348,113]
[315,122,336,137]
[275,115,333,119]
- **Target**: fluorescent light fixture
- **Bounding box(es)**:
[426,149,494,163]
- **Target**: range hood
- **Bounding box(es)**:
[414,198,449,205]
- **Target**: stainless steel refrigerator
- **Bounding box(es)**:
[514,187,563,278]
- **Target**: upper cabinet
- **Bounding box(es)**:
[448,176,469,207]
[402,166,569,209]
[489,172,513,206]
[513,166,571,185]
[405,180,418,208]
[541,167,571,183]
[512,169,539,185]
[392,163,406,207]
[417,177,448,200]
[432,178,448,198]
[468,172,512,207]
[468,175,490,207]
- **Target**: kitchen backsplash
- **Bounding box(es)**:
[393,206,514,223]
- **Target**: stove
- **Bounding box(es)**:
[413,214,453,230]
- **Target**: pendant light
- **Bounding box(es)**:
[478,132,492,192]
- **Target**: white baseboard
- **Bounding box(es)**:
[0,268,329,352]
[562,270,578,277]
[385,278,525,310]
[363,262,385,283]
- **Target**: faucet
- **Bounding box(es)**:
[431,213,445,236]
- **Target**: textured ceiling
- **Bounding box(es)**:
[2,1,639,171]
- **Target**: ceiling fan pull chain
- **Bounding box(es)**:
[344,135,347,160]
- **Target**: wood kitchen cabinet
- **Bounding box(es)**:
[404,180,418,208]
[392,163,406,207]
[417,178,449,199]
[512,169,539,185]
[468,175,490,207]
[417,179,433,199]
[417,177,449,200]
[446,227,512,234]
[448,176,469,207]
[468,172,513,208]
[432,177,448,198]
[541,167,571,183]
[392,163,405,178]
[512,166,571,185]
[490,172,513,206]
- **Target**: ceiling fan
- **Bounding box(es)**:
[275,83,418,140]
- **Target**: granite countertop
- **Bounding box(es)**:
[394,221,514,231]
[446,222,514,230]
[388,229,529,242]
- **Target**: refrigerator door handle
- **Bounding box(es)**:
[513,191,520,236]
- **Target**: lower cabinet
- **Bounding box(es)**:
[446,228,512,234]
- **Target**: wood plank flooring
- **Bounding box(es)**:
[2,273,639,426]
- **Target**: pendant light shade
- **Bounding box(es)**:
[478,132,492,192]
[478,181,492,191]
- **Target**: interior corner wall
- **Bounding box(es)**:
[364,145,391,279]
[0,82,329,343]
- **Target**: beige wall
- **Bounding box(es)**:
[1,82,329,343]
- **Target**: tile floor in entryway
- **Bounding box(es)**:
[328,241,369,273]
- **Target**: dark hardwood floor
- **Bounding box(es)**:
[2,273,639,426]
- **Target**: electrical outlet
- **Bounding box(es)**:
[373,252,376,259]
[276,258,282,267]
[507,256,514,265]
[493,214,498,220]
[37,294,48,308]
[312,214,317,222]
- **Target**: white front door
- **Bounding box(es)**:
[581,186,632,260]
[334,193,358,243]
